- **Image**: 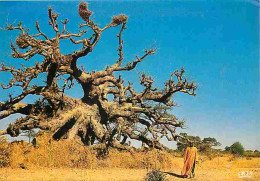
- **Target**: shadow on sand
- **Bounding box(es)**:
[164,171,187,178]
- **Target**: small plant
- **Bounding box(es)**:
[145,169,168,181]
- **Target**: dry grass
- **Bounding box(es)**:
[7,132,176,170]
[0,137,11,167]
[0,158,259,181]
[0,133,259,180]
[0,168,146,181]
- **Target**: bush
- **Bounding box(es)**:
[0,136,11,167]
[229,142,245,156]
[144,169,168,181]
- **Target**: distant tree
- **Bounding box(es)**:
[229,142,245,156]
[199,137,221,152]
[177,134,221,152]
[176,133,201,151]
[21,129,37,143]
[254,150,260,157]
[225,146,230,152]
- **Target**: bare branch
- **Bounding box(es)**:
[35,21,49,40]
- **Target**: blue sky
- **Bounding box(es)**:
[0,1,259,150]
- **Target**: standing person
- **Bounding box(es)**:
[181,142,199,178]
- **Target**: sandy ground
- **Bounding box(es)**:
[0,157,259,181]
[0,167,259,181]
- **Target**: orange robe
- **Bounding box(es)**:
[181,147,198,176]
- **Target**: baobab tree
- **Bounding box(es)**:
[0,2,197,151]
